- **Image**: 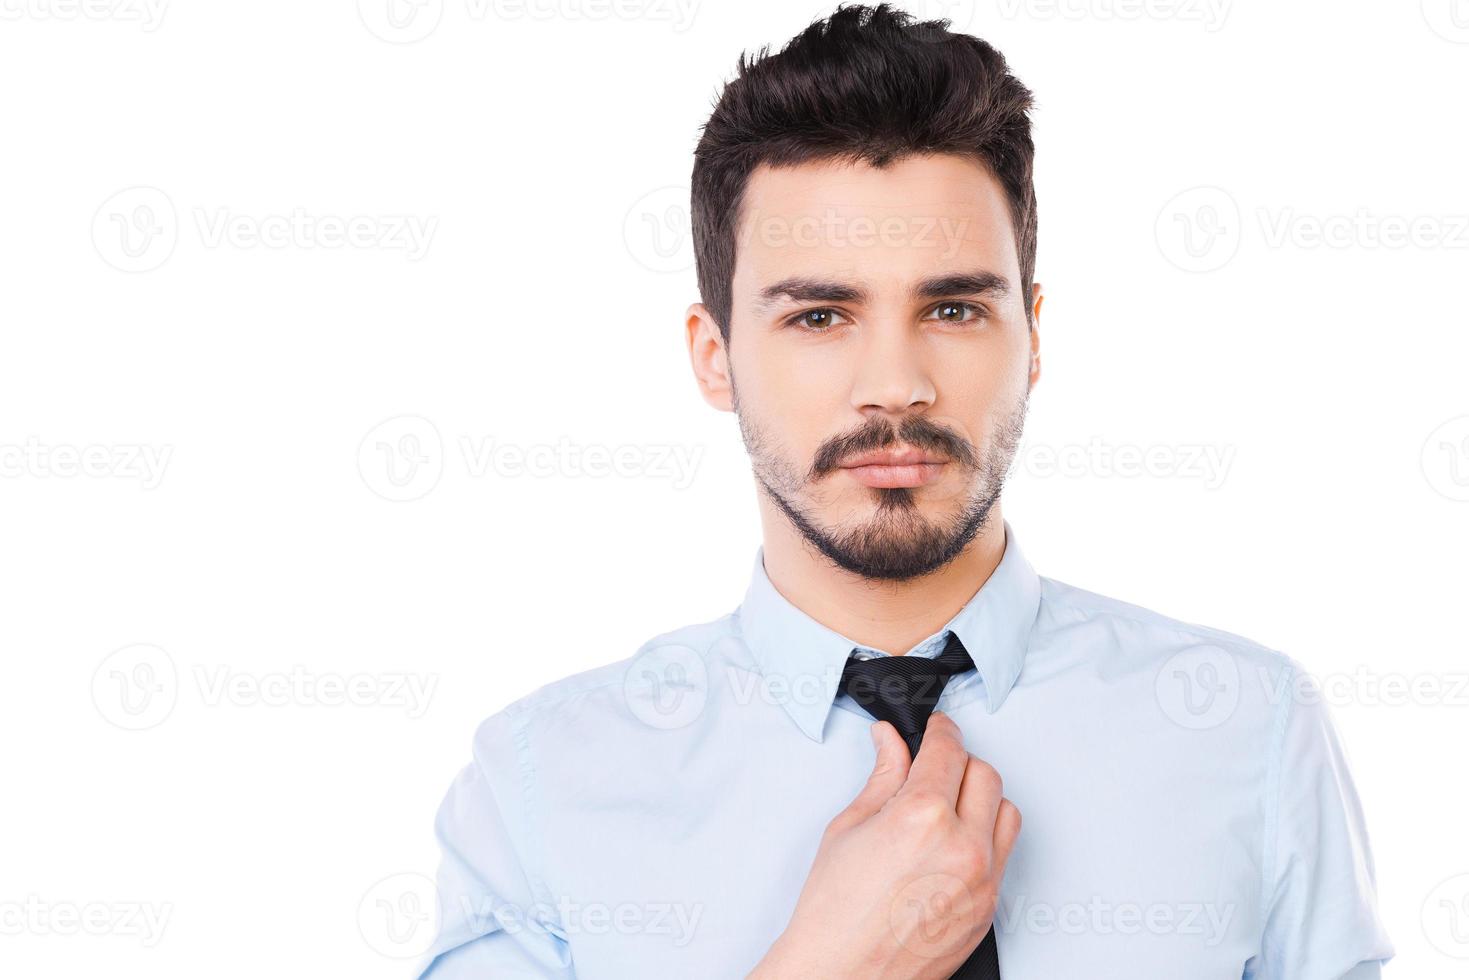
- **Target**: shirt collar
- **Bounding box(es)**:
[735,520,1042,742]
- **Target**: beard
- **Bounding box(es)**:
[734,383,1028,583]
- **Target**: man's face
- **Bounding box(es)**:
[720,152,1040,582]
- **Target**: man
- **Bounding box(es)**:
[415,5,1392,977]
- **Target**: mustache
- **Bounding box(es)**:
[808,415,979,481]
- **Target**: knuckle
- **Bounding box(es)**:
[869,759,896,779]
[927,711,958,734]
[932,734,966,763]
[898,791,952,829]
[824,812,854,839]
[968,759,1003,797]
[926,717,960,744]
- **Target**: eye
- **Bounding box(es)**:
[923,301,987,323]
[785,308,850,332]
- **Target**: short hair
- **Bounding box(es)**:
[691,2,1038,345]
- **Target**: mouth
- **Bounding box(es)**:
[838,447,948,489]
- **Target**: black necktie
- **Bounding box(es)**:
[836,632,1002,980]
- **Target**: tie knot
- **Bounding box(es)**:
[837,632,976,755]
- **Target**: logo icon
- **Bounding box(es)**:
[92,643,179,730]
[623,643,708,730]
[1423,873,1469,958]
[358,872,442,958]
[358,0,444,44]
[623,186,694,274]
[93,186,178,273]
[1423,0,1469,43]
[1155,186,1241,273]
[891,872,979,962]
[358,415,444,502]
[1155,646,1240,730]
[1422,415,1469,502]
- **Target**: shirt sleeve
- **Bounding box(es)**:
[1246,662,1394,979]
[414,708,575,979]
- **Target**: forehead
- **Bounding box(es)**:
[731,153,1020,305]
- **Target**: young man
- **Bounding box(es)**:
[416,5,1392,977]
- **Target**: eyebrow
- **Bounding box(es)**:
[753,270,1011,314]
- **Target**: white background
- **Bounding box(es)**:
[2,1,1466,976]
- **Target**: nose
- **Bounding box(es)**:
[850,321,937,420]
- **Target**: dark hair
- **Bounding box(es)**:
[691,3,1038,345]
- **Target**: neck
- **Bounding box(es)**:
[756,496,1008,656]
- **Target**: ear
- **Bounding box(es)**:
[1027,282,1044,391]
[686,302,734,412]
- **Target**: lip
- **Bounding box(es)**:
[841,448,946,468]
[839,448,948,489]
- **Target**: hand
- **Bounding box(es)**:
[750,711,1020,980]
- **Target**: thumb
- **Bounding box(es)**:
[832,721,911,828]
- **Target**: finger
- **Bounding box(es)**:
[894,711,968,806]
[831,721,912,828]
[991,798,1022,872]
[955,754,1004,831]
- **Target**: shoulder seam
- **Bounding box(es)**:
[505,707,560,928]
[1255,655,1298,969]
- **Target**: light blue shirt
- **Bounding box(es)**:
[415,523,1392,978]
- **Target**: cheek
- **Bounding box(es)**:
[736,335,847,420]
[937,343,1029,430]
